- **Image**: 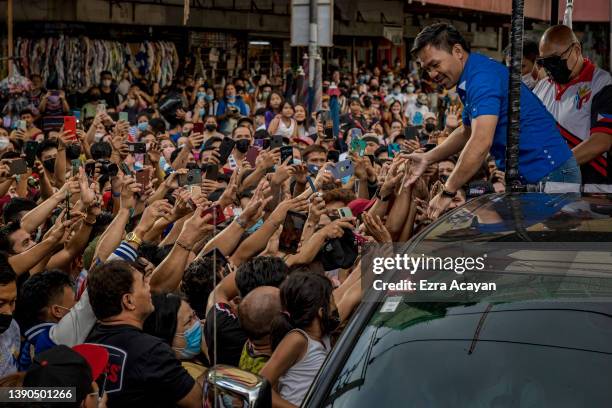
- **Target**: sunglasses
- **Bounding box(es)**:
[535,43,576,68]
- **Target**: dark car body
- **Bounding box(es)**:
[303,193,612,408]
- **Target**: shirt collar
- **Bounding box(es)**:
[554,58,595,99]
[456,53,474,98]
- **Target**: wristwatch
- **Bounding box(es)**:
[125,231,142,247]
[441,189,457,198]
[375,187,391,202]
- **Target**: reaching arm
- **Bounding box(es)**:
[425,125,471,164]
[20,188,66,233]
[444,117,496,193]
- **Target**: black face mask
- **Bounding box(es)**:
[42,158,56,172]
[66,144,82,161]
[0,313,12,335]
[205,124,217,132]
[322,307,341,333]
[540,56,574,84]
[425,123,436,132]
[439,174,449,183]
[235,139,250,153]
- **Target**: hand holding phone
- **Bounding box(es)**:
[63,116,77,141]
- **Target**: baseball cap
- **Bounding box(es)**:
[24,344,109,403]
[348,198,375,217]
[417,93,429,104]
[362,134,380,145]
[292,135,313,146]
[424,112,436,121]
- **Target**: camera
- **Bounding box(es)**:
[86,159,119,178]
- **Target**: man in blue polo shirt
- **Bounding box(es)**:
[406,23,580,219]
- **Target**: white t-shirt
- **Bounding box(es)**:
[405,104,430,126]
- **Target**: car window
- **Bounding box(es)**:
[323,301,612,408]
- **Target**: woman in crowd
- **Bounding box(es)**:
[268,101,297,139]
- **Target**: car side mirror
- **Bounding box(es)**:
[203,365,271,408]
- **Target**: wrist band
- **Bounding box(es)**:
[175,240,193,252]
[112,191,121,198]
[441,189,457,198]
[235,217,248,229]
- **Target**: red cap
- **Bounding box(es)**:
[348,198,375,216]
[72,344,109,381]
[292,136,313,146]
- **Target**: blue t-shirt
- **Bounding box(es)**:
[18,322,56,371]
[457,53,572,183]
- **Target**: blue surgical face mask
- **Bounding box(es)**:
[138,121,148,132]
[205,94,214,102]
[175,320,202,360]
[197,92,206,100]
[247,217,264,234]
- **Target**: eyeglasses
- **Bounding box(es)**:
[535,43,576,67]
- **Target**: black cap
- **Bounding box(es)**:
[24,345,95,403]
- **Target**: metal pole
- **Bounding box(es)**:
[505,0,524,191]
[551,0,559,24]
[7,0,13,76]
[308,0,318,88]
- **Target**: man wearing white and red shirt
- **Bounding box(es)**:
[534,25,612,185]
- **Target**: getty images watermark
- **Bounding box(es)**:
[370,253,495,293]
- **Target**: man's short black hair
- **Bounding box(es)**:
[3,198,36,224]
[181,256,224,319]
[100,71,112,78]
[523,39,540,62]
[20,109,34,117]
[14,270,73,330]
[87,260,140,320]
[36,140,58,160]
[0,253,16,285]
[235,256,288,297]
[90,142,112,161]
[0,221,22,254]
[411,23,471,56]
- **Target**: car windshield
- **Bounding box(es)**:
[323,300,612,407]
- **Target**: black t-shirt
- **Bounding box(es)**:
[86,323,194,407]
[100,88,120,109]
[204,303,247,367]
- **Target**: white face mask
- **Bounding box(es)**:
[521,73,537,90]
[0,137,9,150]
[94,132,105,142]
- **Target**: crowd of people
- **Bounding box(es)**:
[0,20,608,408]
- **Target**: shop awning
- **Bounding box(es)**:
[416,0,610,22]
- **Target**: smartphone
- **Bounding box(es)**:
[202,204,227,225]
[253,139,265,149]
[96,372,107,399]
[96,102,107,114]
[217,138,236,165]
[306,175,317,192]
[348,128,363,141]
[204,164,219,181]
[330,160,354,180]
[119,111,129,122]
[65,191,71,221]
[108,112,119,122]
[404,126,418,141]
[307,164,320,175]
[9,158,27,175]
[280,146,293,165]
[350,138,366,157]
[85,161,96,178]
[278,211,307,254]
[119,162,132,176]
[71,159,81,177]
[337,207,353,219]
[128,142,147,154]
[270,135,284,149]
[203,247,228,270]
[193,122,204,134]
[179,168,202,186]
[245,146,260,167]
[424,143,437,152]
[24,141,38,167]
[327,150,340,163]
[136,168,151,191]
[17,120,27,131]
[63,116,77,140]
[388,143,401,158]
